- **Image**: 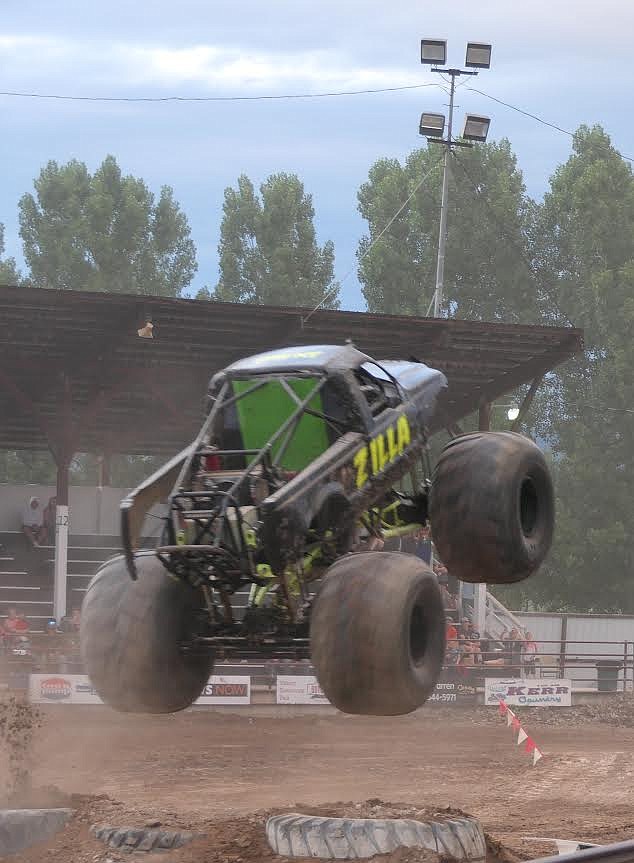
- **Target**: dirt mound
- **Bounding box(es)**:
[0,696,42,804]
[3,796,518,863]
[282,800,475,821]
[426,694,634,727]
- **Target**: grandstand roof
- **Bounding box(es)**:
[0,285,583,456]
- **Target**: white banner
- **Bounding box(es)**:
[29,674,102,705]
[485,678,572,707]
[195,675,251,705]
[276,674,329,705]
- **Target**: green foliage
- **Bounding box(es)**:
[521,126,634,613]
[18,156,197,296]
[0,224,22,285]
[213,173,339,308]
[357,140,538,322]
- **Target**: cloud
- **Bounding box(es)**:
[0,33,424,94]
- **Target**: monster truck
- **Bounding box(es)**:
[80,343,554,716]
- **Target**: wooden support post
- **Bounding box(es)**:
[478,400,492,432]
[511,374,545,432]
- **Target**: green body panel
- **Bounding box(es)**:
[233,378,329,472]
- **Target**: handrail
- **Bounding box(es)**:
[531,839,634,863]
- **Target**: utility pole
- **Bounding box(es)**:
[420,39,493,317]
[433,72,456,318]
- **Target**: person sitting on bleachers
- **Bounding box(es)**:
[61,607,81,633]
[3,607,29,635]
[22,496,47,547]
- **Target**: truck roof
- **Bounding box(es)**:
[225,343,371,375]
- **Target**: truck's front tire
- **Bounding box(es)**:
[80,552,213,713]
[429,432,554,585]
[310,552,446,715]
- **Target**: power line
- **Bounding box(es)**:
[0,82,439,104]
[302,156,443,325]
[465,85,634,164]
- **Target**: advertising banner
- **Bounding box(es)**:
[195,675,251,706]
[276,674,329,705]
[427,678,477,706]
[29,674,252,707]
[485,678,572,707]
[29,673,103,705]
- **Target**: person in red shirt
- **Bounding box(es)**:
[446,621,458,641]
[3,607,20,634]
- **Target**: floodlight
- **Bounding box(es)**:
[507,407,520,421]
[137,321,154,339]
[419,112,445,138]
[420,39,447,66]
[462,114,491,142]
[465,42,492,69]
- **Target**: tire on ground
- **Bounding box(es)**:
[266,812,487,860]
[80,551,213,713]
[429,431,554,585]
[310,552,445,716]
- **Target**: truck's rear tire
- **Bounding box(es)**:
[429,432,554,585]
[310,552,445,715]
[80,552,213,713]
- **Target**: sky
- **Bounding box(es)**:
[2,0,634,310]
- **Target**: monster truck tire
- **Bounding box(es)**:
[429,431,554,585]
[310,552,445,715]
[266,812,486,860]
[80,551,213,713]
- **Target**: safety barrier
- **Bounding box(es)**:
[442,639,634,693]
[532,839,634,863]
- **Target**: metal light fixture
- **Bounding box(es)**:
[420,38,447,66]
[465,42,492,69]
[419,112,445,138]
[137,321,154,339]
[462,114,491,142]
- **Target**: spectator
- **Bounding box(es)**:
[522,630,538,677]
[458,641,477,667]
[42,496,56,544]
[439,583,453,609]
[446,621,458,641]
[61,607,81,633]
[22,496,47,547]
[3,607,20,635]
[445,639,461,666]
[506,628,523,675]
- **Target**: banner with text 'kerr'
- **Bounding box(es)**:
[485,678,571,707]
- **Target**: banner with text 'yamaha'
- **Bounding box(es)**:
[485,678,572,707]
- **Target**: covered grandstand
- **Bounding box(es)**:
[0,284,583,623]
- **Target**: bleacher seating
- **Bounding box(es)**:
[0,528,265,630]
[0,531,137,628]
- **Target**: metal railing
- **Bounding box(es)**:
[442,638,634,692]
[532,840,634,863]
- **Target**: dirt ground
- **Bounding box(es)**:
[5,704,634,862]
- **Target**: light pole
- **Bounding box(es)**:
[420,40,493,317]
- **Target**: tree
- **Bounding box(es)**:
[357,140,539,322]
[19,156,197,296]
[213,173,339,308]
[0,224,22,285]
[499,125,634,613]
